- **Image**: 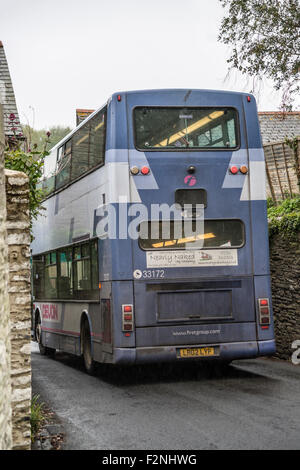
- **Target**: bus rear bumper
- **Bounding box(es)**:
[258,339,276,356]
[113,340,276,364]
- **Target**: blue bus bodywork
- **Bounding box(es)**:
[31,89,276,365]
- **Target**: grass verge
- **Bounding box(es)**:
[31,394,46,442]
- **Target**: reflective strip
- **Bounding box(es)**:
[105,149,128,163]
[105,162,141,203]
[248,148,265,161]
[240,161,266,201]
[105,149,159,198]
[129,149,159,190]
[222,149,248,189]
[222,148,266,201]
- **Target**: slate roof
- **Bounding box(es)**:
[0,41,23,140]
[258,111,300,144]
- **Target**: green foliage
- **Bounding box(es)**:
[31,395,45,442]
[4,116,51,234]
[22,124,72,152]
[218,0,300,107]
[268,195,300,238]
[267,196,276,209]
[4,147,47,225]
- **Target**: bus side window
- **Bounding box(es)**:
[58,248,73,299]
[89,109,106,168]
[56,141,71,189]
[44,252,58,299]
[72,121,90,181]
[72,241,99,301]
[73,243,92,300]
[37,148,56,197]
[33,255,45,300]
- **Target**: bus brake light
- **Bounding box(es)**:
[258,298,270,327]
[141,166,150,175]
[122,304,134,332]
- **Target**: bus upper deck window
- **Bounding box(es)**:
[134,107,239,151]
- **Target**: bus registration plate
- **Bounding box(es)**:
[178,347,216,358]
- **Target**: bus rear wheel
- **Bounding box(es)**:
[35,314,55,356]
[81,320,96,375]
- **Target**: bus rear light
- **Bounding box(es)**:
[130,166,139,175]
[141,166,150,175]
[247,96,251,102]
[258,298,270,326]
[230,166,239,174]
[260,307,269,315]
[122,304,134,332]
[117,95,122,102]
[240,165,248,174]
[261,316,270,324]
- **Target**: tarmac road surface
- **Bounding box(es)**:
[31,342,300,450]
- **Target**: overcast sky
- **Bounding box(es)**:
[1,0,297,130]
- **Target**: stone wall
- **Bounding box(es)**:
[0,104,12,450]
[5,168,31,450]
[269,233,300,360]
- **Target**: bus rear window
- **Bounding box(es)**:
[134,107,238,150]
[139,220,244,250]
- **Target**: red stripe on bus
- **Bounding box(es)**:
[41,326,80,336]
[41,327,103,339]
[91,332,103,339]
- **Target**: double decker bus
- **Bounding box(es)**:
[32,89,276,374]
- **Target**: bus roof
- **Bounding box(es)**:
[48,88,254,153]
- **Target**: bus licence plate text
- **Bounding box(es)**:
[179,347,216,358]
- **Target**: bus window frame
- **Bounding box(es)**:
[132,105,241,152]
[55,138,72,190]
[41,106,107,201]
[32,238,100,303]
[138,218,246,251]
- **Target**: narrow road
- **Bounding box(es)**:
[31,342,300,450]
